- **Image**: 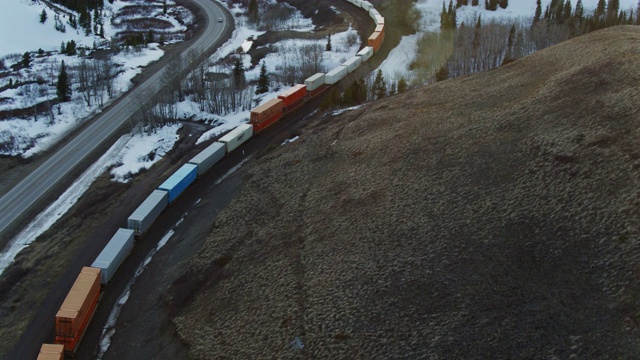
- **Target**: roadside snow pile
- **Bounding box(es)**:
[110,124,182,183]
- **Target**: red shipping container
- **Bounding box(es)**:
[250,98,284,124]
[252,113,281,133]
[277,84,307,107]
[55,267,101,352]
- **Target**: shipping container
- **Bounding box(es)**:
[127,190,168,236]
[375,24,385,35]
[368,31,383,52]
[357,46,374,62]
[219,124,254,152]
[342,56,362,73]
[37,344,64,360]
[325,66,348,85]
[158,163,198,203]
[349,0,363,6]
[304,73,325,91]
[360,1,374,10]
[369,8,380,20]
[277,84,307,107]
[251,98,284,125]
[188,142,226,176]
[55,267,101,352]
[91,228,135,285]
[376,15,384,25]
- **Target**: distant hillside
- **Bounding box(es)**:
[171,26,640,358]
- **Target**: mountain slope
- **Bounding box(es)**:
[172,26,640,358]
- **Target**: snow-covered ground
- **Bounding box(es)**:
[378,0,639,82]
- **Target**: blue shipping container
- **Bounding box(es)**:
[158,163,198,203]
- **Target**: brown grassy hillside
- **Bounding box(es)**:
[172,26,640,358]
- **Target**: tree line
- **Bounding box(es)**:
[417,0,640,84]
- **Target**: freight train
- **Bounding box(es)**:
[37,0,384,357]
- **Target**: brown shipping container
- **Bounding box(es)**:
[55,267,100,352]
[250,98,284,124]
[277,84,307,107]
[37,344,64,360]
[368,31,383,52]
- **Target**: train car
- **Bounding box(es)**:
[127,189,169,236]
[368,31,383,53]
[305,73,327,97]
[158,163,198,203]
[219,124,254,152]
[376,15,384,25]
[55,267,101,353]
[250,98,284,133]
[357,46,374,62]
[278,84,307,111]
[349,0,363,6]
[91,228,135,285]
[360,1,374,10]
[37,344,64,360]
[188,142,226,176]
[325,66,348,85]
[369,8,380,20]
[342,56,362,73]
[375,24,385,40]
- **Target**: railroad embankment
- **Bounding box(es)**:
[170,26,640,358]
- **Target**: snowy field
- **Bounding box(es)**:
[378,0,639,82]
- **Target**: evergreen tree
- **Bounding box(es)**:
[326,33,332,51]
[69,14,77,29]
[256,61,269,94]
[248,0,258,23]
[472,0,478,6]
[146,30,154,44]
[435,65,449,81]
[40,9,48,24]
[372,69,386,100]
[595,0,606,20]
[607,0,620,24]
[563,0,572,22]
[57,60,71,102]
[534,0,542,23]
[163,0,167,15]
[22,52,31,68]
[61,41,66,54]
[65,40,77,55]
[397,77,407,93]
[499,0,508,9]
[575,0,584,19]
[232,57,245,89]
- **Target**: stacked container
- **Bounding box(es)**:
[357,46,374,62]
[305,73,326,96]
[250,98,284,133]
[158,163,198,203]
[188,142,226,176]
[55,267,101,352]
[277,84,307,111]
[37,344,64,360]
[219,124,254,152]
[368,31,384,52]
[127,190,169,236]
[91,228,135,285]
[325,66,348,85]
[342,56,362,73]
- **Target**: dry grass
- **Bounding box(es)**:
[172,26,640,359]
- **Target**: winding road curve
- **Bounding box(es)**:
[0,0,232,240]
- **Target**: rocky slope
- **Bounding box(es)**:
[171,26,640,358]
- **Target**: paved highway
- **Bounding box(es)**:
[0,0,232,240]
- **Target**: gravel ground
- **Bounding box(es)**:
[171,26,640,359]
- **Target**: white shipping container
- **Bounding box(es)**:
[376,15,384,25]
[351,0,363,6]
[360,1,374,10]
[325,66,348,85]
[127,190,168,236]
[219,124,254,153]
[369,8,380,20]
[189,142,226,176]
[342,56,362,73]
[357,46,374,62]
[91,228,135,284]
[305,73,325,91]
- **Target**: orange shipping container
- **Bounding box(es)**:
[277,84,307,107]
[55,267,101,352]
[250,98,284,124]
[37,344,64,360]
[368,31,383,52]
